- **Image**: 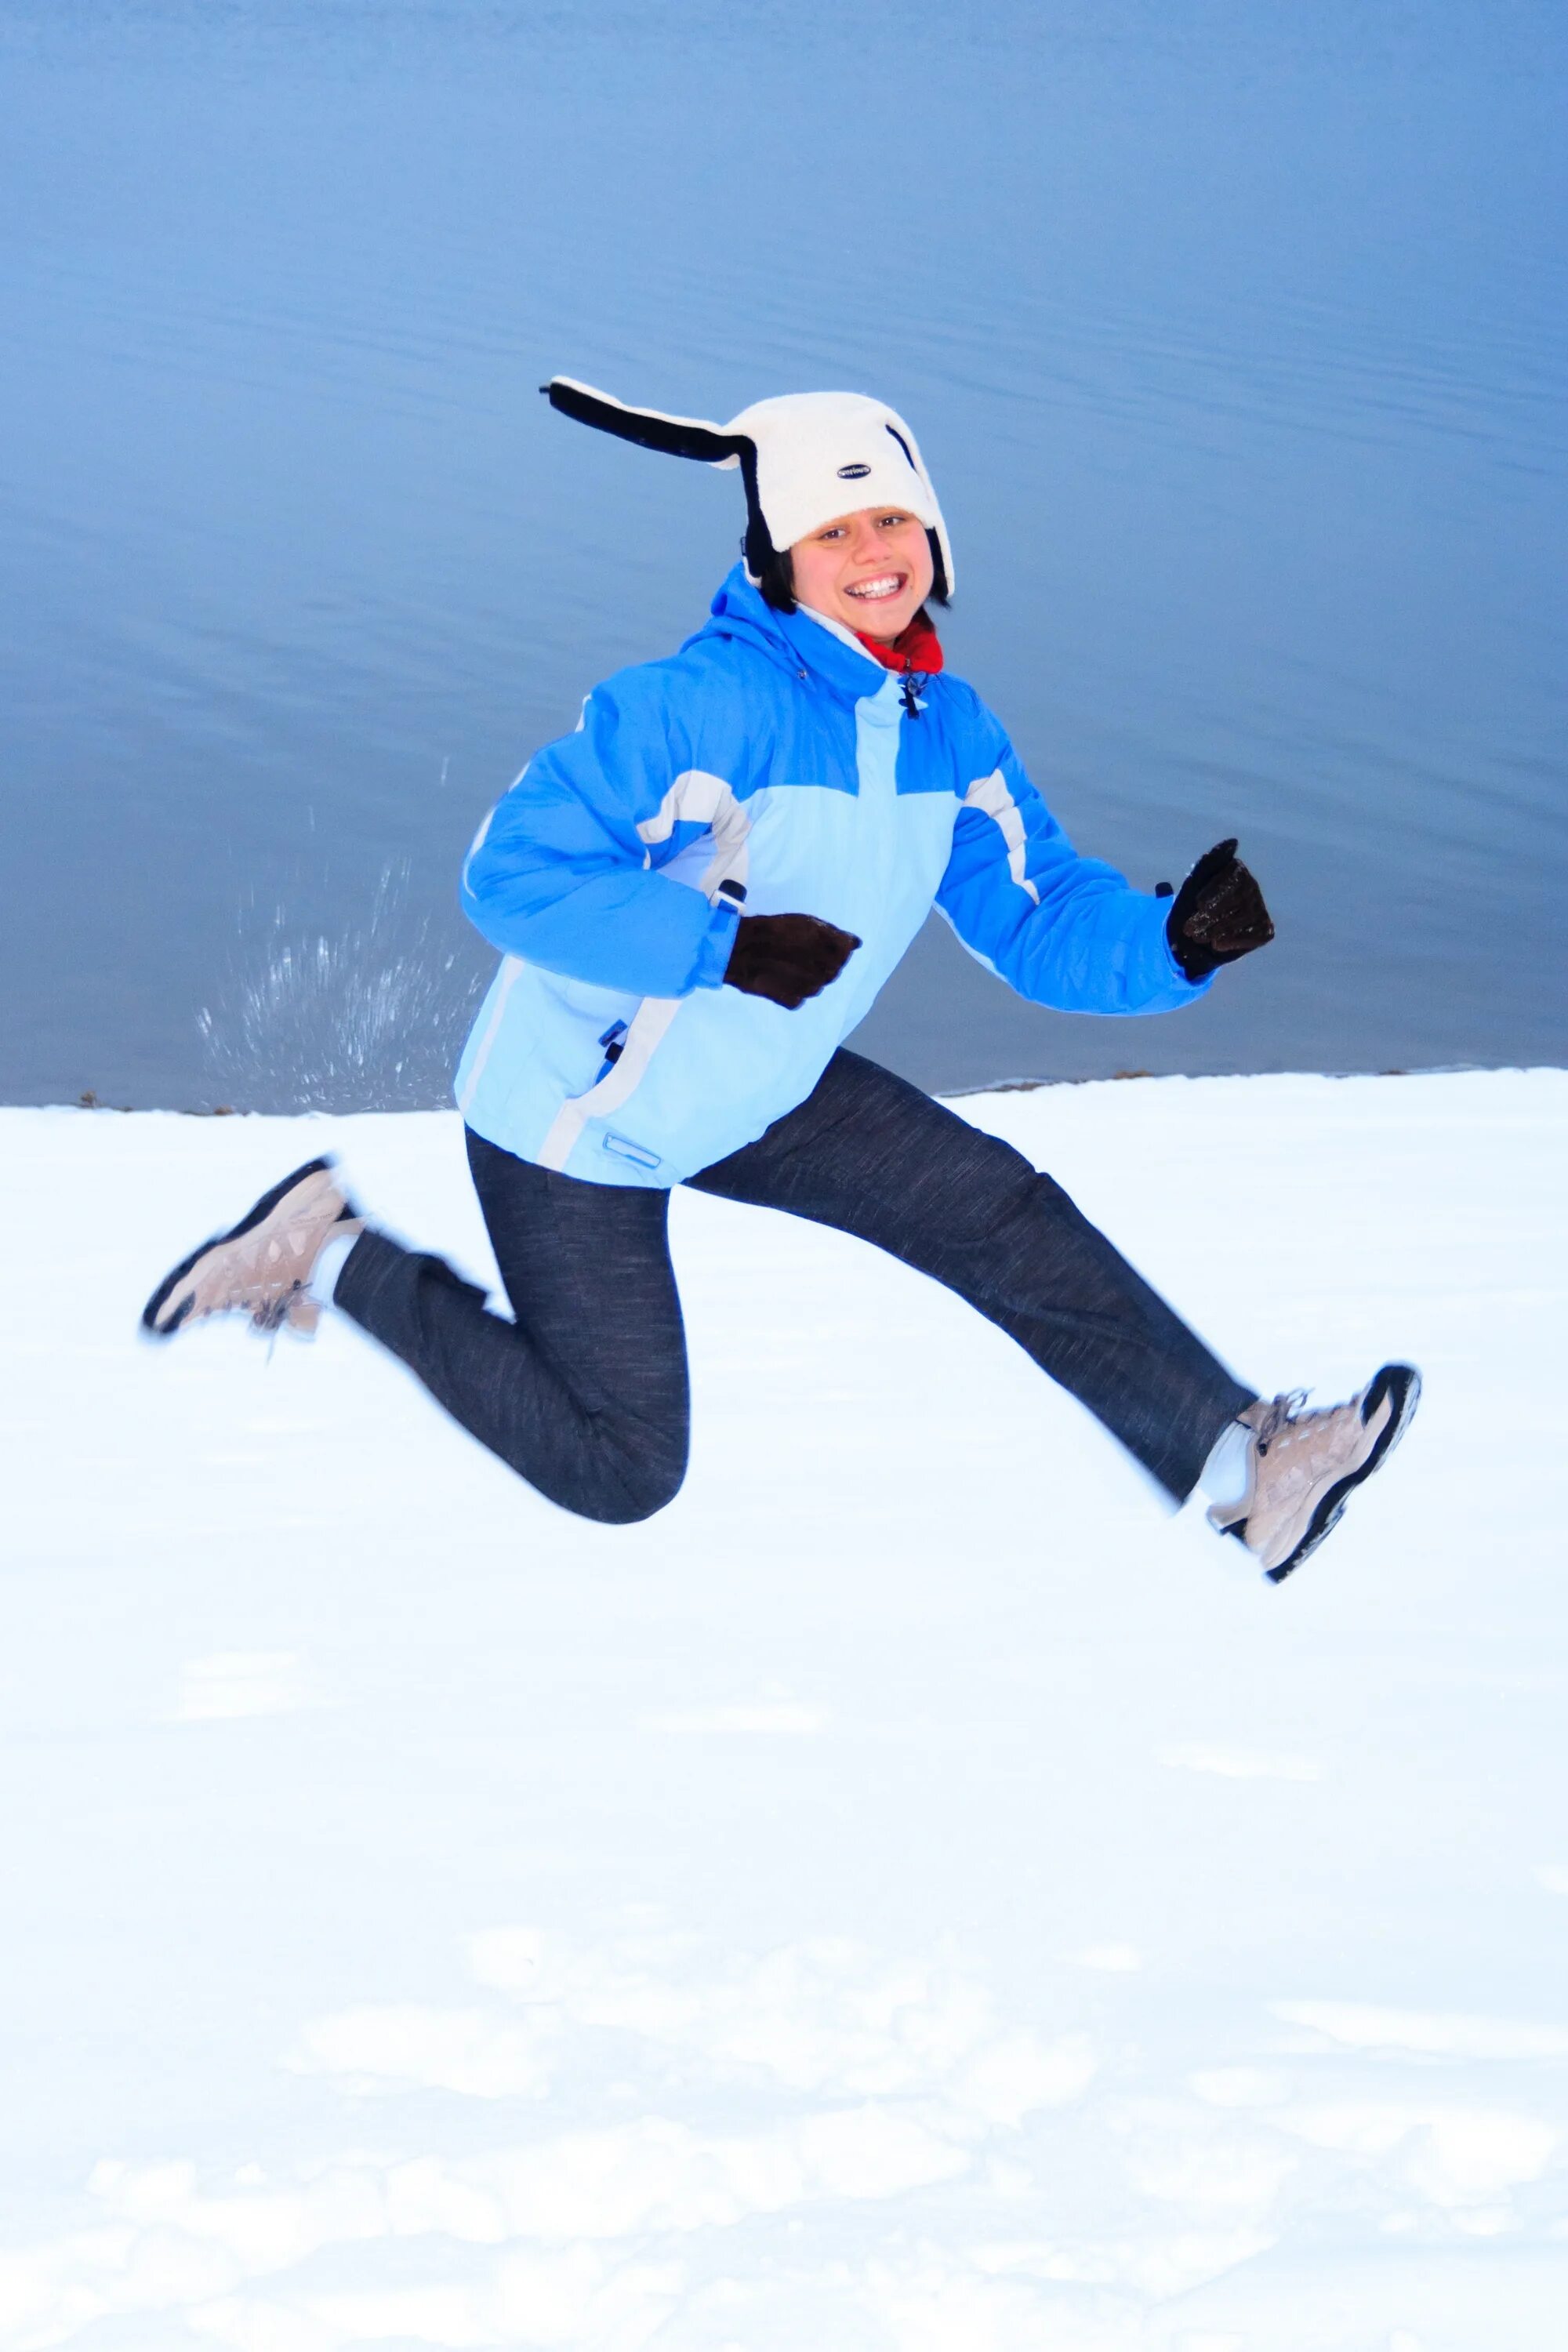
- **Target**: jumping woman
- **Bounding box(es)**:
[143,378,1419,1581]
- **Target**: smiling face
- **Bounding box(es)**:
[786,505,935,641]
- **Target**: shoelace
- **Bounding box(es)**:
[251,1287,302,1336]
[1250,1388,1312,1452]
[245,1224,325,1334]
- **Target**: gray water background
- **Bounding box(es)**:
[2,0,1563,1111]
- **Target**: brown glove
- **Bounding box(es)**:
[724,912,862,1010]
[1160,838,1275,981]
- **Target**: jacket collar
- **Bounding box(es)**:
[687,564,896,705]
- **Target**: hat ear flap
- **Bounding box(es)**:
[543,378,746,467]
[737,443,777,582]
[926,528,952,604]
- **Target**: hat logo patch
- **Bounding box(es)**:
[836,462,871,479]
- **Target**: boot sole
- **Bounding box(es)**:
[1266,1362,1422,1584]
[140,1157,336,1338]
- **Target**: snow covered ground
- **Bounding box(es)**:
[2,1069,1566,2352]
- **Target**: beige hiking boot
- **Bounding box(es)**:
[1207,1363,1421,1582]
[141,1157,365,1341]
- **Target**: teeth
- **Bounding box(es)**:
[846,575,902,599]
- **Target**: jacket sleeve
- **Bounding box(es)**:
[459,671,741,996]
[936,736,1210,1015]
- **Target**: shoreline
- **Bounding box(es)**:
[9,1057,1565,1121]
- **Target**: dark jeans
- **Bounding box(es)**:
[336,1049,1254,1521]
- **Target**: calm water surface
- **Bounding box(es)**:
[2,0,1564,1107]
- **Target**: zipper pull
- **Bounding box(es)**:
[595,1020,628,1081]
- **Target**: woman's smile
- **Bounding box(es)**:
[788,505,935,638]
[842,571,907,604]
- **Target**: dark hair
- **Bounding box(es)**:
[753,529,951,614]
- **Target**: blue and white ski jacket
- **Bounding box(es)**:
[455,565,1207,1186]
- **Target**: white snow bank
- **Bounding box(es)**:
[2,1069,1566,2352]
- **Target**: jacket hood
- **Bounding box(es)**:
[684,566,902,705]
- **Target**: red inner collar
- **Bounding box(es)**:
[851,608,944,676]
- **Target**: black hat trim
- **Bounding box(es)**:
[543,376,779,569]
[542,378,749,469]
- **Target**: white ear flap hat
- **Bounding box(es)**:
[543,376,953,598]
